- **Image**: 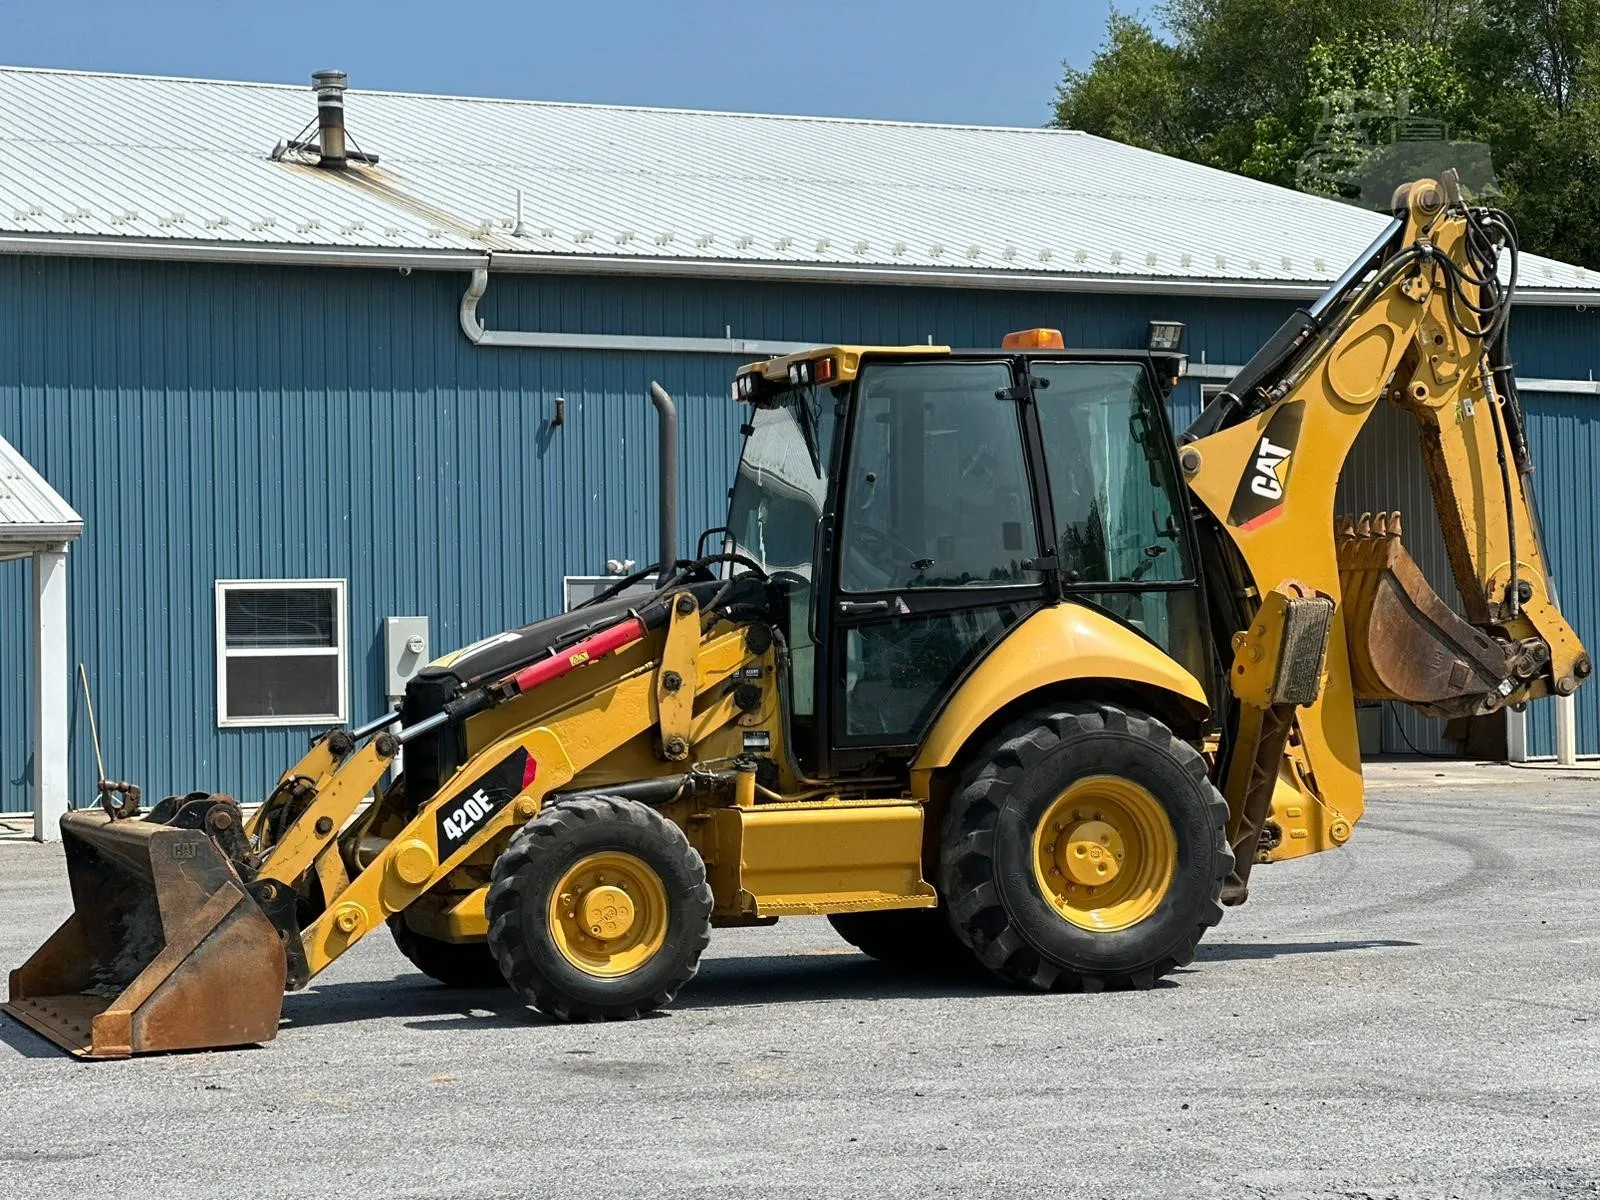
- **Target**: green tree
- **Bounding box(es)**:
[1051,11,1192,156]
[1050,0,1600,267]
[1458,0,1600,264]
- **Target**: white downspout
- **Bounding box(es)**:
[32,544,69,842]
[459,267,812,356]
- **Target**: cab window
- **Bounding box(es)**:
[838,362,1036,592]
[1029,362,1194,586]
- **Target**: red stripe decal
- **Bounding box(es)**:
[1237,505,1285,531]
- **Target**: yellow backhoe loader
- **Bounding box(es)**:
[6,173,1589,1057]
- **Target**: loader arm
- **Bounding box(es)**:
[1180,175,1589,901]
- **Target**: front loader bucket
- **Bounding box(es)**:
[1336,512,1512,718]
[3,810,287,1058]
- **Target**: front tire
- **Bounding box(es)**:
[486,795,712,1021]
[941,702,1230,992]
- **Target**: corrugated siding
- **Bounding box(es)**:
[0,254,1594,811]
[0,258,747,811]
[1522,390,1600,757]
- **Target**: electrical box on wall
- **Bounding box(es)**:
[384,616,429,698]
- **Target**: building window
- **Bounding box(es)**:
[1200,384,1226,408]
[215,579,347,727]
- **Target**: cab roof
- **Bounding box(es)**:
[732,340,1184,402]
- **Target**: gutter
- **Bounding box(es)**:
[486,251,1600,307]
[0,233,487,273]
[3,232,1596,307]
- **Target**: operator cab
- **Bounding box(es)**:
[727,330,1210,777]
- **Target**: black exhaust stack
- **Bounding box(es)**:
[649,382,679,586]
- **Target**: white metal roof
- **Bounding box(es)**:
[0,64,1595,298]
[0,434,82,555]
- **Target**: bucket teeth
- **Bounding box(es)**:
[1336,507,1511,716]
[1334,510,1404,540]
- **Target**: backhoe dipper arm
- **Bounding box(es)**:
[1178,175,1589,900]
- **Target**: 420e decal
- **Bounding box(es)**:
[435,747,536,859]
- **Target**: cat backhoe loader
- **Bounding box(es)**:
[6,174,1588,1057]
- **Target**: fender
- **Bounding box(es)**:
[910,602,1209,786]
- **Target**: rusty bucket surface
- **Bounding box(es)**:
[3,810,287,1059]
[1336,512,1511,717]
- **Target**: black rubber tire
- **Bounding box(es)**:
[486,795,713,1021]
[941,702,1231,992]
[388,916,506,989]
[827,908,978,974]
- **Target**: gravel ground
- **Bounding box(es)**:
[2,761,1598,1200]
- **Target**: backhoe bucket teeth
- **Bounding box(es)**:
[3,810,287,1059]
[1336,512,1511,717]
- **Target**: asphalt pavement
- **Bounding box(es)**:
[2,761,1598,1200]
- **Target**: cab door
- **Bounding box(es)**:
[823,358,1050,764]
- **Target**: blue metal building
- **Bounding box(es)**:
[2,67,1597,817]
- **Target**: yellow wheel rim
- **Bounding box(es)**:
[1031,776,1177,932]
[547,851,669,978]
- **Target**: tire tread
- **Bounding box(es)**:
[941,701,1232,993]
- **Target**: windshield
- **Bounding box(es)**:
[726,385,835,721]
[727,385,833,574]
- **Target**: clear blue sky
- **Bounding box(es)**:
[6,0,1129,127]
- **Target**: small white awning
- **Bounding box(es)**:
[0,434,82,559]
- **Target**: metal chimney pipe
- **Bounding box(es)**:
[648,382,679,587]
[312,69,348,169]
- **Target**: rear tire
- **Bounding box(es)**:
[827,908,978,974]
[486,795,712,1021]
[388,917,505,989]
[941,702,1230,992]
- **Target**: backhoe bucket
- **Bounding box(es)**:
[1336,512,1511,718]
[3,810,287,1058]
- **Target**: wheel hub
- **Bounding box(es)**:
[580,884,636,941]
[1032,776,1178,932]
[1058,819,1124,886]
[546,851,669,978]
